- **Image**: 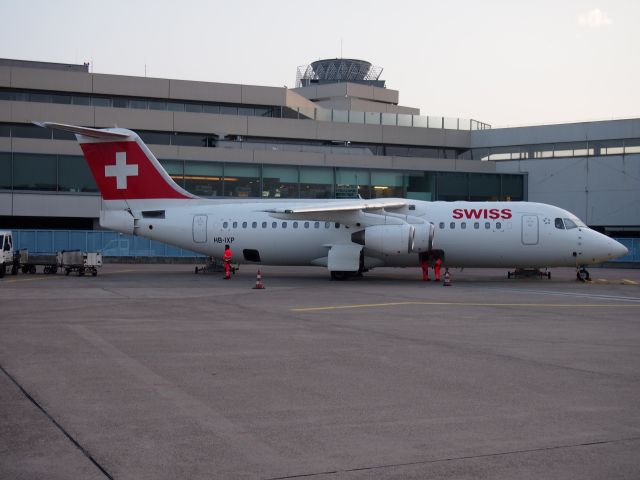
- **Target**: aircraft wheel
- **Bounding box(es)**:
[547,272,551,279]
[330,271,349,281]
[576,268,590,282]
[507,272,511,279]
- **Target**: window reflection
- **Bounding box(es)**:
[58,155,97,192]
[184,161,222,196]
[300,167,333,198]
[371,170,404,198]
[13,153,56,190]
[336,168,370,199]
[224,164,259,197]
[262,165,298,198]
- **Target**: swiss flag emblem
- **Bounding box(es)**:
[105,152,139,189]
[80,140,190,200]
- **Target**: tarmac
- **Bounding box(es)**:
[1,264,639,479]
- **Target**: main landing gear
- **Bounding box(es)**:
[576,267,590,282]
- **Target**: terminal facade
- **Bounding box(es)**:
[0,58,638,237]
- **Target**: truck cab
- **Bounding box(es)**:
[0,230,17,278]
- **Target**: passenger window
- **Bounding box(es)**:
[496,222,502,229]
[293,222,298,229]
[223,222,228,228]
[439,222,445,229]
[314,222,320,229]
[474,222,479,229]
[242,221,247,228]
[461,222,466,230]
[252,222,257,228]
[304,222,309,229]
[555,218,565,229]
[272,222,277,228]
[232,221,238,228]
[450,222,455,229]
[563,218,578,229]
[485,222,490,229]
[261,221,267,228]
[282,222,287,228]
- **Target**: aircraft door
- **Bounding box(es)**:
[522,215,539,245]
[193,214,207,243]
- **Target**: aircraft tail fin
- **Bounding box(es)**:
[36,122,195,201]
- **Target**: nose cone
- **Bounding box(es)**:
[610,239,629,260]
[583,231,629,263]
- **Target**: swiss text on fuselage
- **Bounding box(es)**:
[452,208,513,220]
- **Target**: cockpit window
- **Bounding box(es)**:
[563,218,578,229]
[554,218,565,229]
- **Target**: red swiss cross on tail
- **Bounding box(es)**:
[34,122,194,201]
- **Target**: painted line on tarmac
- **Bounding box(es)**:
[2,269,137,282]
[99,269,138,275]
[475,287,640,303]
[290,301,640,312]
[2,275,61,284]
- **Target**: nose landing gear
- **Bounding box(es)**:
[576,267,590,282]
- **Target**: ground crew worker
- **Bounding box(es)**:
[420,253,430,281]
[223,244,232,279]
[434,257,442,282]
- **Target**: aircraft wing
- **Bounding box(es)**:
[262,198,412,226]
[263,198,408,214]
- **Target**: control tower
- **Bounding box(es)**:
[296,58,384,88]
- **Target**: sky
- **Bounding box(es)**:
[1,0,638,127]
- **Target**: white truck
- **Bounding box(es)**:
[0,230,18,278]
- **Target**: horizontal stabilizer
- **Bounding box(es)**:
[33,121,130,139]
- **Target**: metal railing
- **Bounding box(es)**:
[11,230,203,258]
[300,107,490,131]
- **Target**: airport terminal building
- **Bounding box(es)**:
[0,58,638,243]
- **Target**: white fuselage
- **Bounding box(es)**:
[117,199,625,269]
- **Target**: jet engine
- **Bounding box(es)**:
[351,224,415,256]
[412,222,435,253]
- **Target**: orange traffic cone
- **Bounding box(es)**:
[443,268,452,286]
[253,269,265,289]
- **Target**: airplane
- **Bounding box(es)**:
[35,122,629,281]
